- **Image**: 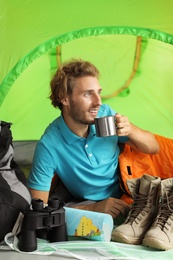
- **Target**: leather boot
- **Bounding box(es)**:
[111,174,161,244]
[143,178,173,250]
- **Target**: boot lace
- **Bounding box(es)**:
[154,191,173,230]
[125,188,154,224]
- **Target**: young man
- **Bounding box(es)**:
[28,59,159,219]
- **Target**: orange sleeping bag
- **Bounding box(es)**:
[119,134,173,204]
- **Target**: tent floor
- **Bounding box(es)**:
[0,251,76,260]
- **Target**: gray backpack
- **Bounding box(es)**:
[0,121,31,242]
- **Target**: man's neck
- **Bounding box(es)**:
[62,113,89,138]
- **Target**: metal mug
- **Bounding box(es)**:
[94,116,117,137]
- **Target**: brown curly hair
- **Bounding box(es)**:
[49,59,99,110]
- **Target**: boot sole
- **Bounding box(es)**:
[143,237,173,251]
[112,231,143,245]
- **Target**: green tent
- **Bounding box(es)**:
[0,0,173,146]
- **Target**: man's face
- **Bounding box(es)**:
[66,76,102,125]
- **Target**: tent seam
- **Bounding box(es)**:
[0,25,173,107]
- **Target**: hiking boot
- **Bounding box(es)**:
[111,174,161,244]
[142,178,173,250]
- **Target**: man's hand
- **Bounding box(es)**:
[115,113,131,136]
[72,197,130,219]
[92,197,130,218]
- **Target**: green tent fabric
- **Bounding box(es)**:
[0,0,173,141]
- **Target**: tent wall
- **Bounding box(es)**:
[0,0,173,142]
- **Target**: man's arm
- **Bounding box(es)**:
[29,188,130,219]
[29,188,49,204]
[115,113,160,154]
[126,123,159,154]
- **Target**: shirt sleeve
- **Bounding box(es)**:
[27,141,55,191]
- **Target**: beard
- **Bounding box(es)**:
[68,99,95,125]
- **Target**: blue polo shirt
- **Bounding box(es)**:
[28,104,128,201]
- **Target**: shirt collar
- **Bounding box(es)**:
[89,124,96,136]
[57,115,80,144]
[57,115,96,144]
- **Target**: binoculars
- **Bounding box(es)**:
[18,198,67,252]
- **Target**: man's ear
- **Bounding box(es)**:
[60,97,68,106]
